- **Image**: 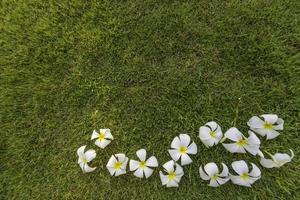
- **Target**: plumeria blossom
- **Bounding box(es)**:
[222,128,261,155]
[199,162,229,187]
[168,134,197,166]
[260,149,294,168]
[106,154,128,176]
[129,149,158,178]
[91,129,113,149]
[159,160,184,187]
[247,114,284,140]
[230,160,261,187]
[77,145,97,173]
[199,121,223,147]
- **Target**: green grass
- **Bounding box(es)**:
[1,0,300,199]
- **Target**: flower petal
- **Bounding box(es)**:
[214,131,223,144]
[175,163,184,176]
[163,160,175,173]
[216,177,229,185]
[187,142,197,154]
[244,144,260,155]
[224,127,243,141]
[107,155,117,168]
[91,130,99,140]
[261,114,278,124]
[204,162,219,176]
[85,149,96,162]
[115,169,126,176]
[95,139,111,149]
[260,157,275,168]
[107,166,116,176]
[222,143,246,153]
[103,129,113,139]
[230,175,251,187]
[252,128,268,137]
[179,134,191,147]
[168,149,181,161]
[266,130,280,140]
[133,168,144,178]
[201,138,214,147]
[199,166,210,180]
[199,126,211,140]
[247,131,261,145]
[171,136,181,149]
[180,154,192,166]
[121,157,128,170]
[77,145,86,156]
[83,164,96,173]
[159,171,168,185]
[146,156,158,167]
[219,163,229,177]
[166,180,179,187]
[249,163,261,177]
[136,149,147,161]
[232,160,248,175]
[206,121,218,131]
[129,160,140,171]
[209,179,219,187]
[273,118,284,130]
[116,154,126,162]
[144,166,154,178]
[247,116,264,129]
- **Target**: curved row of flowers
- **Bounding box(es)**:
[77,114,294,187]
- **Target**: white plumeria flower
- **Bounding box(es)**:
[199,162,229,187]
[230,160,261,187]
[159,160,184,187]
[106,154,128,176]
[260,149,294,168]
[247,114,284,140]
[129,149,158,178]
[199,121,223,147]
[168,134,197,166]
[222,128,261,155]
[77,145,97,173]
[91,129,113,149]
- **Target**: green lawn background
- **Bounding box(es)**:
[1,0,299,199]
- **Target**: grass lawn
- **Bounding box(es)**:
[1,0,299,199]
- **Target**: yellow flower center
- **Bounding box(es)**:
[240,172,249,180]
[114,161,122,170]
[211,174,218,180]
[263,123,273,129]
[168,171,176,180]
[98,133,106,141]
[237,139,247,147]
[179,146,187,154]
[139,161,146,168]
[210,131,216,138]
[82,157,88,164]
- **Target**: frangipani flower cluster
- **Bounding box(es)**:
[75,113,294,189]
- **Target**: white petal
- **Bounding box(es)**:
[216,177,229,185]
[209,179,219,187]
[180,154,192,166]
[247,131,261,145]
[168,149,181,161]
[85,149,96,162]
[201,138,214,147]
[261,114,278,124]
[136,149,147,161]
[115,154,126,162]
[107,166,116,176]
[249,163,261,177]
[103,129,113,139]
[187,142,197,154]
[199,166,210,180]
[146,156,158,167]
[273,153,292,164]
[163,160,175,173]
[232,160,248,175]
[159,171,169,185]
[247,116,264,129]
[266,130,280,140]
[244,144,260,155]
[115,169,126,176]
[83,164,96,173]
[175,163,184,175]
[204,162,219,176]
[95,139,111,149]
[107,155,117,168]
[260,157,275,168]
[230,175,251,187]
[121,157,128,170]
[219,163,229,177]
[171,136,181,149]
[199,126,211,140]
[224,127,243,141]
[252,128,267,137]
[133,168,144,178]
[144,166,154,178]
[206,121,218,131]
[214,131,223,144]
[91,130,99,140]
[77,145,86,156]
[248,176,260,184]
[79,162,85,170]
[166,180,179,187]
[222,143,246,153]
[129,160,140,171]
[179,134,191,147]
[273,118,284,130]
